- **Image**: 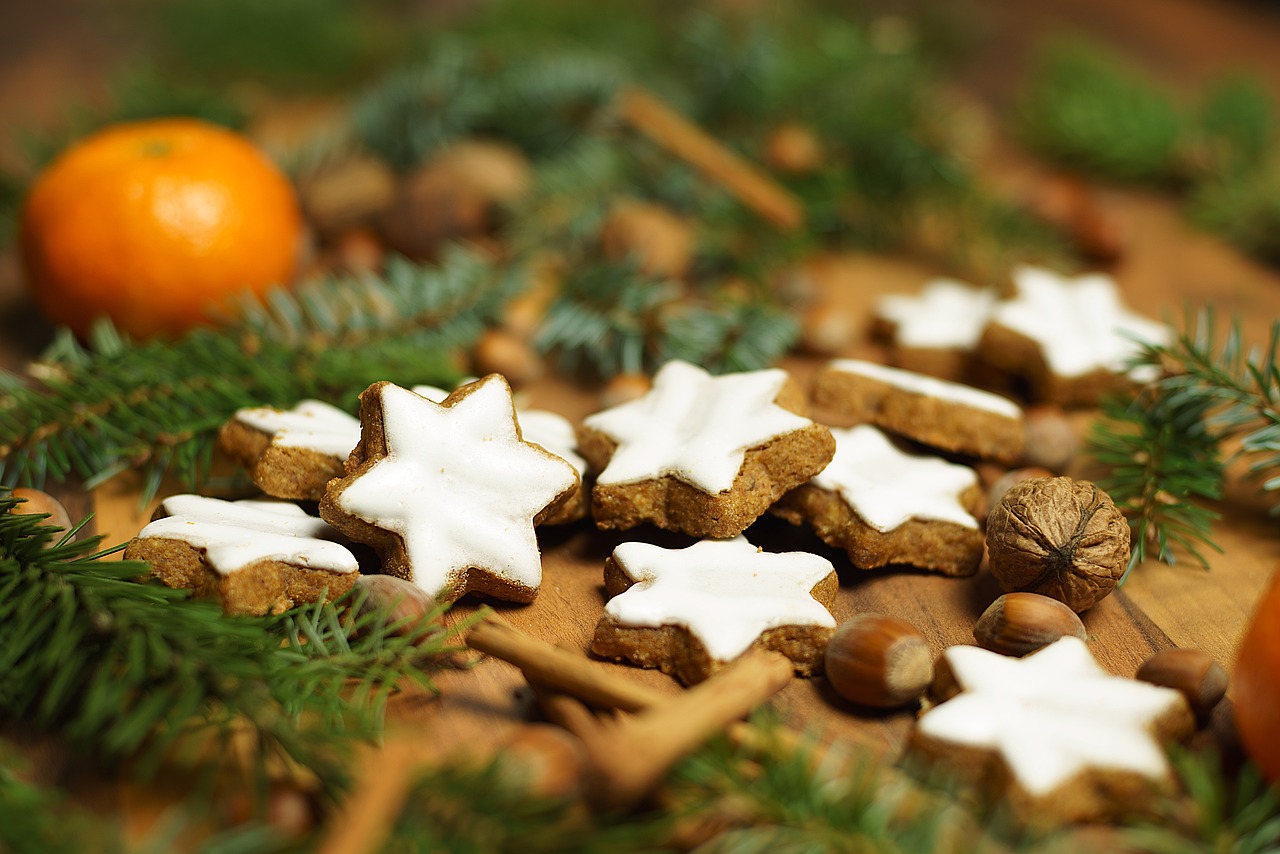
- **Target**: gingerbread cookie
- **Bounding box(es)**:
[577,360,835,538]
[219,400,361,500]
[977,266,1170,406]
[773,424,984,576]
[591,536,838,685]
[811,359,1023,464]
[125,494,360,616]
[872,279,996,381]
[909,637,1195,825]
[319,376,579,604]
[415,383,588,525]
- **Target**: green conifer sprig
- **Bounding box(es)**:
[0,248,512,500]
[1090,309,1280,573]
[0,492,463,799]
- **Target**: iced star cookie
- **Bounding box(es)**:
[219,400,362,500]
[124,494,360,615]
[872,279,997,381]
[908,637,1195,824]
[577,360,835,538]
[811,359,1024,464]
[591,536,838,685]
[977,266,1170,406]
[319,377,580,604]
[415,383,588,525]
[773,425,984,576]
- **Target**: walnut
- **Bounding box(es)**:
[985,476,1129,613]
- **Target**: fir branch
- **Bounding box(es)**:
[0,492,462,800]
[1016,40,1185,184]
[1090,309,1280,573]
[1122,750,1280,854]
[0,248,515,500]
[1090,384,1223,575]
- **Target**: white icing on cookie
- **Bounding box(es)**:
[827,359,1022,419]
[140,495,358,575]
[583,360,815,493]
[605,536,837,661]
[916,638,1185,796]
[992,267,1170,380]
[234,400,361,458]
[876,279,996,349]
[517,409,587,475]
[813,425,978,532]
[413,383,585,475]
[335,378,578,598]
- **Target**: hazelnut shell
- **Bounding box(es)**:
[973,592,1087,656]
[825,614,933,708]
[1136,648,1228,719]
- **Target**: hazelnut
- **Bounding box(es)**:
[10,488,73,534]
[825,614,933,708]
[986,476,1129,613]
[986,466,1053,509]
[1021,405,1080,471]
[599,201,695,280]
[764,123,823,174]
[330,227,384,275]
[1136,648,1228,719]
[929,653,961,704]
[498,723,589,800]
[354,575,442,636]
[472,329,544,388]
[600,373,652,409]
[297,155,396,236]
[973,592,1087,657]
[800,301,856,355]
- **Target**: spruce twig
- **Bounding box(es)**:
[0,248,516,501]
[0,492,461,801]
[1090,309,1280,574]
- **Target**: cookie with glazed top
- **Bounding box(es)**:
[319,377,580,604]
[219,400,361,500]
[909,637,1195,825]
[124,494,360,616]
[811,359,1024,464]
[872,279,997,381]
[576,360,835,538]
[591,536,839,685]
[415,383,589,525]
[773,424,985,576]
[976,266,1170,406]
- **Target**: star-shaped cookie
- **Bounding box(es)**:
[219,400,362,499]
[979,266,1170,405]
[577,360,835,537]
[910,637,1194,824]
[591,535,838,685]
[125,495,360,615]
[319,377,580,603]
[773,425,984,576]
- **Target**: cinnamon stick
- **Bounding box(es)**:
[466,618,665,712]
[616,86,805,231]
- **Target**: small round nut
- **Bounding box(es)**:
[600,373,652,409]
[498,723,589,800]
[1136,648,1228,719]
[9,488,73,533]
[472,328,544,388]
[1021,405,1080,471]
[825,614,933,708]
[986,466,1053,509]
[974,592,1087,657]
[764,122,823,174]
[800,301,856,355]
[599,200,695,280]
[354,575,442,636]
